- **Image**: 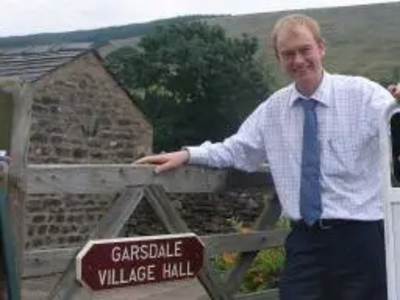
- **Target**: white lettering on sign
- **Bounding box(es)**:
[77,234,205,290]
[162,261,194,279]
[111,240,183,262]
[95,261,195,287]
[98,265,156,286]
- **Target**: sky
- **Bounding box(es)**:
[1,0,399,37]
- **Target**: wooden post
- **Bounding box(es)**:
[0,78,33,299]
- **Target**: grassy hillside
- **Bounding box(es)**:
[0,15,220,48]
[1,3,400,83]
[209,2,400,83]
[101,2,400,84]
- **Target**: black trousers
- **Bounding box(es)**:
[279,220,388,300]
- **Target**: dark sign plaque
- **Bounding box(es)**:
[76,233,204,291]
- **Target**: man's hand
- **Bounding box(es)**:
[134,150,190,174]
[388,83,400,101]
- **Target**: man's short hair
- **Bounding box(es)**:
[271,14,322,52]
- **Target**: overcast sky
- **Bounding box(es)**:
[1,0,399,37]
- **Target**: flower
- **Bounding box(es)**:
[221,252,237,265]
[253,273,264,284]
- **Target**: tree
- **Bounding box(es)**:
[106,21,273,152]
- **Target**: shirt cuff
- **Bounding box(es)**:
[183,146,209,165]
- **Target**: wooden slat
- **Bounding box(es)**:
[202,229,287,257]
[26,164,273,194]
[46,187,145,300]
[89,187,145,239]
[23,248,76,278]
[235,289,279,300]
[145,185,231,300]
[0,79,33,299]
[225,194,282,295]
[144,186,190,233]
[2,79,33,182]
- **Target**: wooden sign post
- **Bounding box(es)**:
[0,80,31,300]
[76,233,205,291]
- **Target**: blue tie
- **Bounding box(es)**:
[299,99,322,225]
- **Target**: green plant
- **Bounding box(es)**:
[212,217,286,293]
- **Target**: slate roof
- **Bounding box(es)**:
[0,43,93,82]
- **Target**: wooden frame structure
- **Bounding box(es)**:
[28,166,286,300]
[1,80,288,300]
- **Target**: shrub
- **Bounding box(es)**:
[212,217,286,293]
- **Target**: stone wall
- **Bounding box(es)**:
[124,189,276,237]
[25,52,153,249]
[25,188,275,250]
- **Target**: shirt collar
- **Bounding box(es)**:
[289,71,332,107]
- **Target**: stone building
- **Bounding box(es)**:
[0,44,153,249]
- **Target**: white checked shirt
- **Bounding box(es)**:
[187,72,395,221]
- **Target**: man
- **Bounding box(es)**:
[136,14,400,300]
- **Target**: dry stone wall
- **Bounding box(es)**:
[124,189,276,237]
[26,189,275,250]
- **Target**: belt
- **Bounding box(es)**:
[290,219,358,230]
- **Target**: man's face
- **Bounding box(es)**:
[275,25,325,94]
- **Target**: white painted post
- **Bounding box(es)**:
[380,103,400,300]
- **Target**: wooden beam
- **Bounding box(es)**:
[46,187,145,300]
[88,187,145,239]
[0,79,33,299]
[234,289,279,300]
[0,79,33,178]
[23,248,76,278]
[26,164,273,194]
[203,229,288,257]
[145,185,231,300]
